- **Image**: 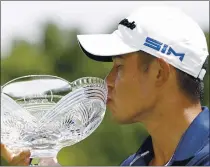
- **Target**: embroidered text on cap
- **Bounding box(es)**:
[119,19,136,30]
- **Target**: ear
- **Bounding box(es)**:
[155,58,171,86]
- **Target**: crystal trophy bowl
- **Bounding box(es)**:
[1,75,108,158]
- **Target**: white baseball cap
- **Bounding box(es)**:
[77,6,209,80]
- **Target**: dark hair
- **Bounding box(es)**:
[138,51,207,103]
[175,69,204,102]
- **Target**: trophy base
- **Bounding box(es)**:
[30,149,59,158]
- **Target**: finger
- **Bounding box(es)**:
[10,150,31,165]
[10,156,30,166]
[24,158,31,166]
[13,150,31,163]
[15,157,30,166]
[0,143,5,149]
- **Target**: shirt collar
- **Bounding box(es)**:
[135,106,209,165]
[171,106,209,162]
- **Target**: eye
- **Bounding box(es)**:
[116,65,123,79]
[116,65,123,71]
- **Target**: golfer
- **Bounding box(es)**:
[1,6,209,166]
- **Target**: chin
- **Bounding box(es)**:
[111,113,134,124]
[108,106,134,124]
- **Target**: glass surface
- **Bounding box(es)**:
[1,75,108,158]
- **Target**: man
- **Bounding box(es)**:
[1,6,209,166]
[77,6,210,166]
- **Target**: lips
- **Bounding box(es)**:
[106,96,112,104]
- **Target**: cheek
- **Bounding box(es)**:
[138,80,151,98]
[114,72,143,111]
[138,76,157,109]
[114,72,155,112]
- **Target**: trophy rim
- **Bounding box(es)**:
[2,75,107,90]
[1,75,71,89]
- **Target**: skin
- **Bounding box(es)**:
[0,144,58,166]
[106,52,202,166]
[1,51,202,166]
[0,144,31,166]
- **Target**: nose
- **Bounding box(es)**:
[105,67,116,97]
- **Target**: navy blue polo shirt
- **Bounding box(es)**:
[121,106,210,166]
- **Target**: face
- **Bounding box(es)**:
[106,52,158,124]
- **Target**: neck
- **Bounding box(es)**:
[139,94,202,165]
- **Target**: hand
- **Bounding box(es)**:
[1,143,31,166]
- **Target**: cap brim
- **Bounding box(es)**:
[77,33,139,62]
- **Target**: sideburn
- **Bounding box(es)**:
[137,51,156,73]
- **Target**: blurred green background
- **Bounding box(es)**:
[1,22,209,165]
